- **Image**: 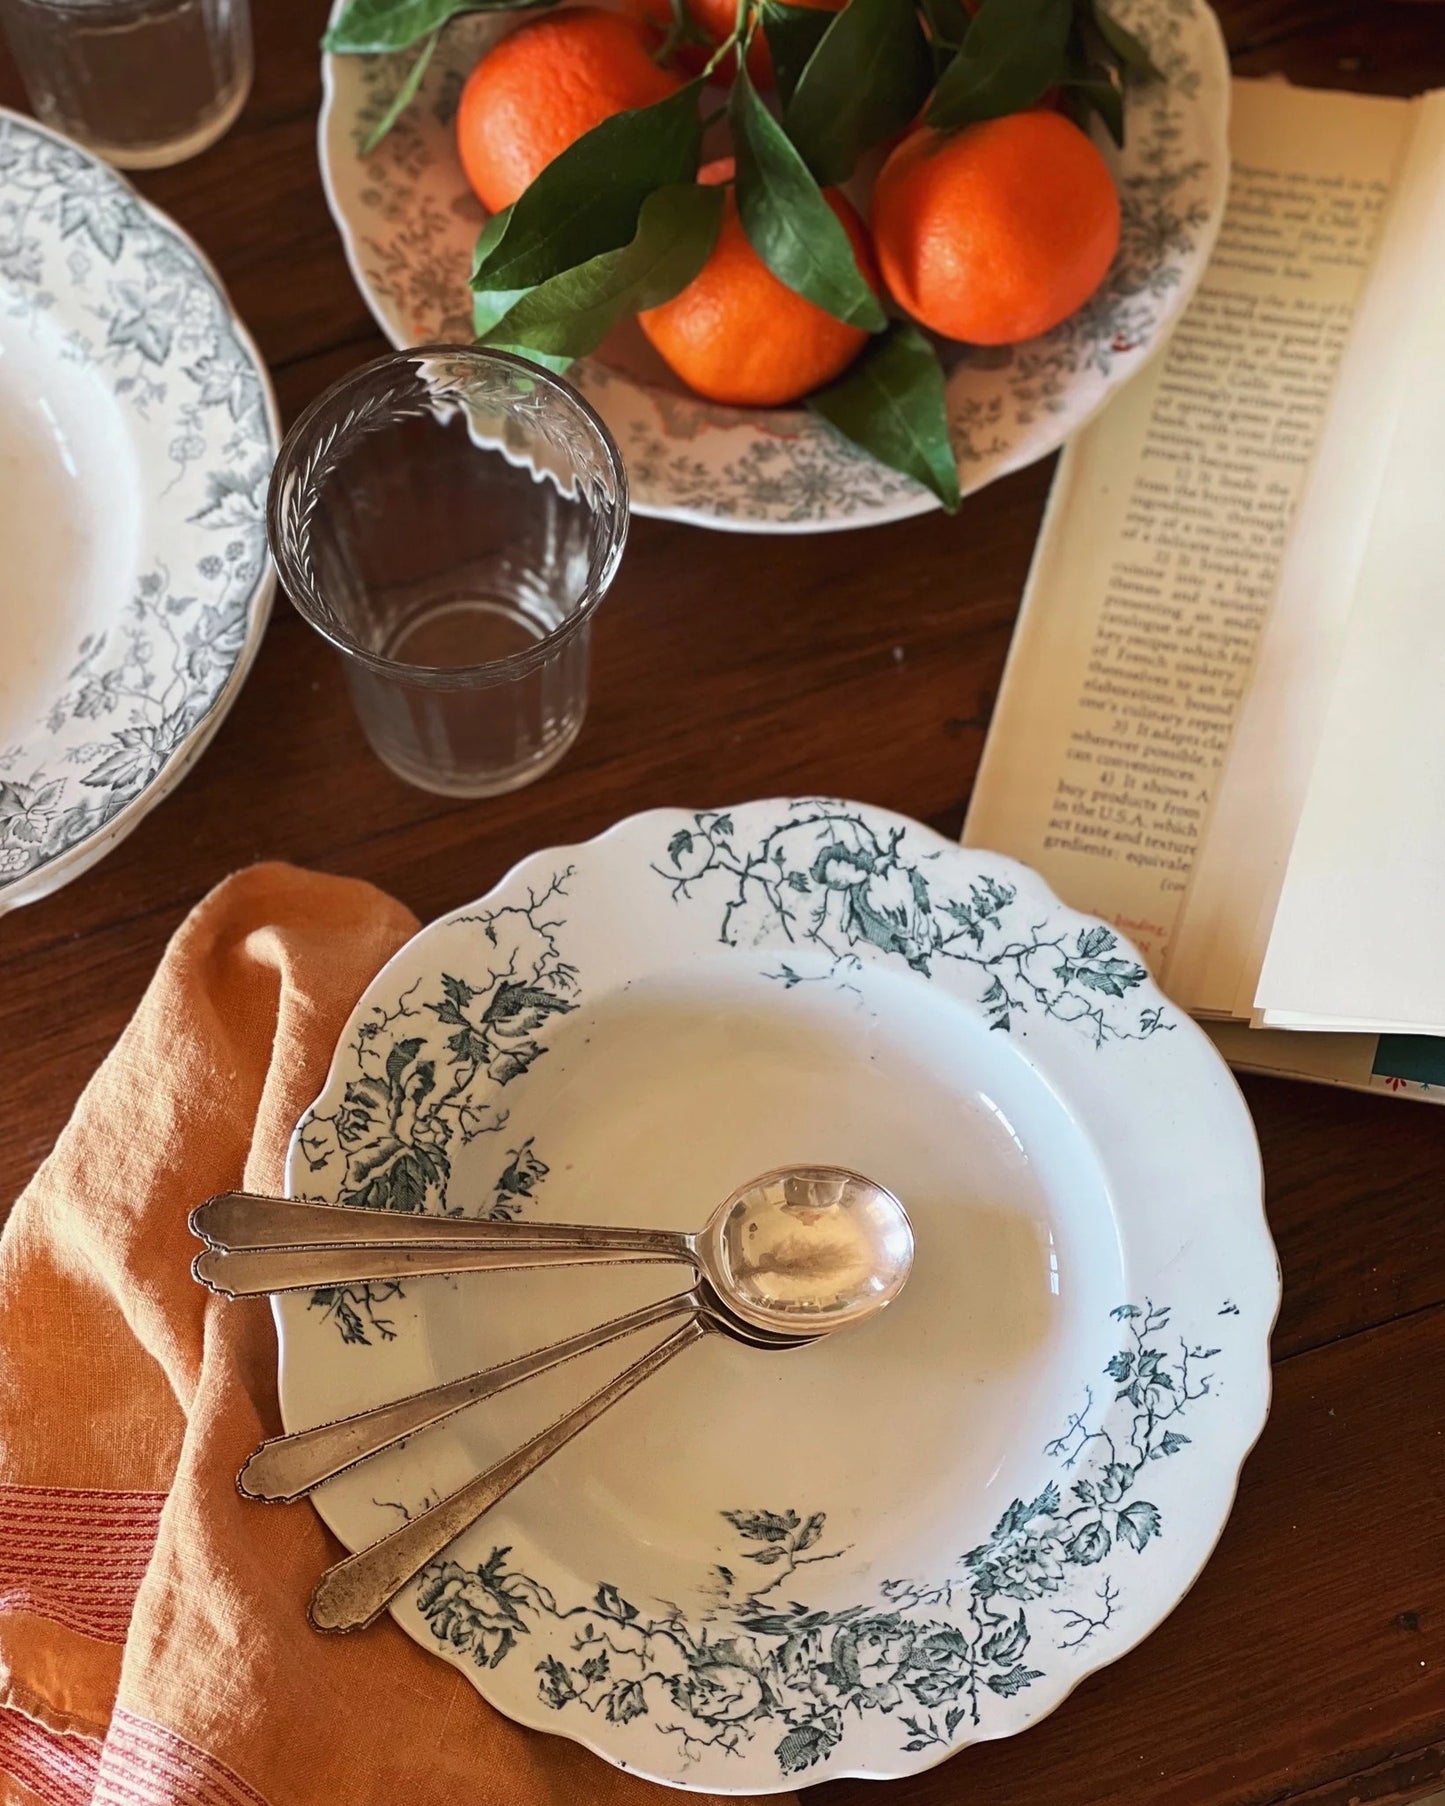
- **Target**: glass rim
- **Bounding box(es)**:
[265,344,629,690]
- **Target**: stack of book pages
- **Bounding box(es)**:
[964,78,1445,1102]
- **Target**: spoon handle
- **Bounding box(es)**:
[308,1315,709,1633]
[192,1238,690,1298]
[239,1288,699,1502]
[192,1192,692,1256]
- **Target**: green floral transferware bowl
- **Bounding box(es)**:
[318,0,1229,532]
[0,107,277,913]
[277,799,1276,1791]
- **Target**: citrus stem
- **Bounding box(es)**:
[658,0,750,84]
[699,19,744,81]
[655,0,711,69]
[918,0,968,61]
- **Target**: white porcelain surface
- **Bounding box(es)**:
[0,108,278,912]
[277,800,1275,1791]
[318,0,1230,532]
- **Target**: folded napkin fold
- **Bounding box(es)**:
[0,865,787,1806]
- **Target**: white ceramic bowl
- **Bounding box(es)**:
[276,799,1276,1791]
[0,108,277,912]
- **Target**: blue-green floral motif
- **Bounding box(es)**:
[413,1301,1216,1774]
[298,872,576,1343]
[0,113,274,898]
[309,1277,407,1347]
[655,804,1169,1047]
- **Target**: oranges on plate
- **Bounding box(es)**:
[451,3,1125,406]
[327,0,1167,508]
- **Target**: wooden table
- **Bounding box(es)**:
[3,4,1444,1803]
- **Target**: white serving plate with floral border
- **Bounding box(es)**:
[276,799,1276,1792]
[0,107,277,913]
[318,0,1230,533]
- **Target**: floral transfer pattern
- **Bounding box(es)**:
[0,114,274,897]
[655,804,1170,1046]
[414,1302,1220,1776]
[280,802,1273,1786]
[296,872,577,1343]
[320,0,1228,526]
[300,805,1169,1347]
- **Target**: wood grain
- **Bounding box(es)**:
[2,3,1444,1803]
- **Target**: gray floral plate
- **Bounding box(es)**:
[0,109,277,912]
[319,0,1229,532]
[277,800,1276,1792]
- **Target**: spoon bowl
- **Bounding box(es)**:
[697,1166,915,1335]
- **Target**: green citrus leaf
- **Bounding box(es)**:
[481,182,724,362]
[784,0,933,185]
[470,337,574,375]
[470,207,532,335]
[471,81,704,295]
[925,0,1071,131]
[469,203,511,279]
[806,322,960,510]
[360,29,439,151]
[1061,64,1124,146]
[1091,0,1162,81]
[325,0,555,54]
[760,0,836,106]
[730,67,887,332]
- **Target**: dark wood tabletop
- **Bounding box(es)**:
[3,4,1444,1804]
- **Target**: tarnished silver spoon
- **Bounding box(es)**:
[305,1220,907,1634]
[192,1164,915,1339]
[238,1281,799,1505]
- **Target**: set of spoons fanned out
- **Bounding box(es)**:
[189,1166,914,1632]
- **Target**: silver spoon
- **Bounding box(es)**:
[192,1165,915,1340]
[307,1259,888,1634]
[238,1281,797,1504]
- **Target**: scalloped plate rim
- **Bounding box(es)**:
[274,801,1277,1791]
[0,103,280,913]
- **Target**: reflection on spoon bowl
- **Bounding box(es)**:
[701,1165,915,1335]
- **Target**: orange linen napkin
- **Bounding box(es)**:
[0,864,791,1806]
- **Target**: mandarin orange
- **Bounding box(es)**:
[871,111,1121,345]
[638,158,876,407]
[456,8,683,215]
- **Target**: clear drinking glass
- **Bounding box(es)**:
[0,0,252,169]
[267,347,629,800]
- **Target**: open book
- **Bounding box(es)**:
[963,78,1445,1102]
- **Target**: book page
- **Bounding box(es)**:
[963,81,1413,974]
[1165,92,1445,1019]
[1251,153,1445,1035]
